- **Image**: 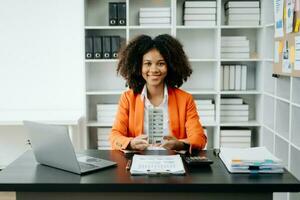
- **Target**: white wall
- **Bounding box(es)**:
[0,0,85,167]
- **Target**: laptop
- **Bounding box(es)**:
[23,121,117,175]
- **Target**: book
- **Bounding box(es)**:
[221,129,251,137]
[194,99,213,105]
[223,65,230,90]
[229,65,235,90]
[221,47,249,53]
[97,104,118,110]
[139,11,170,18]
[221,110,249,116]
[184,8,216,14]
[109,2,118,25]
[227,20,260,26]
[93,36,102,59]
[139,7,170,12]
[241,65,247,90]
[102,36,111,59]
[219,147,284,173]
[111,36,120,59]
[220,65,224,90]
[225,1,260,9]
[183,14,216,20]
[198,110,215,116]
[139,23,171,26]
[130,155,186,175]
[225,8,260,15]
[228,14,260,21]
[220,142,251,148]
[220,116,249,122]
[184,1,217,8]
[220,137,251,143]
[139,17,171,24]
[221,40,249,47]
[221,104,249,110]
[85,36,93,59]
[195,104,215,110]
[221,98,243,104]
[235,65,242,90]
[221,53,249,59]
[221,36,247,41]
[117,2,126,25]
[184,20,216,26]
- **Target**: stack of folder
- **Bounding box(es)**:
[220,97,249,122]
[221,64,247,90]
[195,99,215,123]
[109,2,126,26]
[224,1,260,26]
[96,104,118,125]
[221,36,250,59]
[220,128,251,148]
[97,128,111,150]
[219,147,284,173]
[183,1,216,26]
[139,7,171,26]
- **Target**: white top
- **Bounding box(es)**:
[141,84,169,144]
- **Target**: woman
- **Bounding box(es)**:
[109,34,207,151]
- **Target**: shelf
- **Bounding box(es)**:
[274,135,289,167]
[220,58,264,62]
[262,126,274,152]
[87,121,112,127]
[264,58,274,62]
[220,120,261,127]
[85,59,118,63]
[263,95,275,129]
[186,90,217,95]
[176,25,217,29]
[221,90,261,95]
[275,100,290,140]
[129,25,172,29]
[85,26,126,30]
[86,90,124,95]
[220,25,263,29]
[189,58,218,62]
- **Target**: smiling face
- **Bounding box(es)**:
[142,48,168,88]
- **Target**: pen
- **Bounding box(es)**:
[126,160,132,170]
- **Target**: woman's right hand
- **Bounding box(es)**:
[129,135,149,150]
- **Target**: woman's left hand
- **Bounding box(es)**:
[161,136,185,150]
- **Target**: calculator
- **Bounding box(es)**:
[183,155,213,166]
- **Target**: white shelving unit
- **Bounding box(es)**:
[260,1,300,199]
[84,0,268,149]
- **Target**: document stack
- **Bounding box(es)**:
[219,147,284,173]
[221,64,247,90]
[97,128,111,150]
[148,108,164,144]
[221,36,250,59]
[139,7,171,26]
[183,1,216,26]
[96,104,118,125]
[220,97,249,122]
[224,1,260,26]
[220,128,251,148]
[195,99,215,123]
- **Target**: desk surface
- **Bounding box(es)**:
[0,150,299,193]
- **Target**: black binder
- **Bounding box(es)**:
[93,36,102,59]
[111,36,120,59]
[85,36,93,59]
[109,2,118,25]
[102,36,111,59]
[117,3,126,25]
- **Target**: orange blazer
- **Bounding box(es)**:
[109,87,207,150]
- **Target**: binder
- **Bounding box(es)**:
[102,36,111,59]
[85,36,93,59]
[111,36,120,59]
[93,36,102,59]
[117,2,126,25]
[109,2,118,25]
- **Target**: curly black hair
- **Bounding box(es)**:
[117,34,192,94]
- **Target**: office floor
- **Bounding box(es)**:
[0,192,15,200]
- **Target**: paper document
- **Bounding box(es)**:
[130,154,185,175]
[219,147,284,173]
